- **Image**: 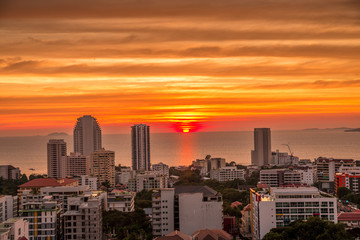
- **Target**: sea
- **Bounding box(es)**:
[0,130,359,175]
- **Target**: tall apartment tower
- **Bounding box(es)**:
[47,139,67,178]
[73,115,102,156]
[131,124,150,171]
[61,152,90,178]
[90,149,115,187]
[251,128,271,166]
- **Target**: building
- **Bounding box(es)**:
[61,152,89,178]
[152,186,223,237]
[152,162,170,176]
[107,189,135,212]
[47,139,67,179]
[335,173,360,193]
[338,212,360,229]
[73,115,102,156]
[192,229,232,240]
[0,218,29,240]
[240,204,252,238]
[271,150,299,166]
[250,187,337,240]
[131,124,151,171]
[0,196,18,222]
[62,192,106,240]
[116,168,136,185]
[0,165,21,180]
[223,216,237,236]
[251,128,271,166]
[154,230,192,240]
[315,157,355,192]
[210,166,245,182]
[260,169,305,187]
[90,149,115,187]
[192,155,226,176]
[127,173,168,192]
[19,194,61,240]
[18,178,78,197]
[76,175,98,190]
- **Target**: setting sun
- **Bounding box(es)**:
[183,129,190,133]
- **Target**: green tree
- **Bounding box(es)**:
[337,187,352,199]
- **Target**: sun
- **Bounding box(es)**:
[171,121,203,133]
[182,129,190,133]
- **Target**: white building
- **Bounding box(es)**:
[192,155,226,176]
[107,189,135,212]
[131,124,151,171]
[271,150,299,166]
[210,166,245,182]
[73,115,102,157]
[127,173,168,192]
[0,196,18,223]
[0,218,29,240]
[250,187,337,240]
[152,162,170,176]
[77,175,98,190]
[260,169,312,187]
[0,165,21,180]
[116,168,136,185]
[152,186,223,237]
[251,128,271,166]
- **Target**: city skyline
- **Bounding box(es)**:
[1,0,360,136]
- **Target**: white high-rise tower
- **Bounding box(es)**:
[73,115,102,156]
[131,124,150,171]
[251,128,271,166]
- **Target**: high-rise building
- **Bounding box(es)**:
[47,139,67,178]
[131,124,150,171]
[61,152,89,178]
[0,165,21,180]
[73,115,102,156]
[90,149,115,187]
[251,128,271,166]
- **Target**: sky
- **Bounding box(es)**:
[0,0,360,136]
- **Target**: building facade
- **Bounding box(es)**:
[251,128,271,166]
[73,115,102,157]
[47,139,67,179]
[131,124,151,171]
[90,149,115,187]
[250,187,337,240]
[0,218,29,240]
[61,152,89,178]
[0,165,21,180]
[127,173,168,192]
[107,190,135,212]
[152,162,170,176]
[0,196,18,223]
[210,166,245,182]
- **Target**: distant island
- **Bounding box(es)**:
[345,128,360,132]
[303,127,352,131]
[47,132,69,136]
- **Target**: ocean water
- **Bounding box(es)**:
[0,130,359,175]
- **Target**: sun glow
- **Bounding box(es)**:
[172,121,203,133]
[182,129,190,133]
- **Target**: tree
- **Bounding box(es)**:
[337,187,352,199]
[264,217,352,240]
[135,190,153,209]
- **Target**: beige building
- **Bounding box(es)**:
[127,173,168,192]
[251,128,271,166]
[0,195,18,223]
[0,218,29,240]
[90,149,115,187]
[61,152,89,178]
[210,166,245,182]
[107,189,135,212]
[47,139,67,179]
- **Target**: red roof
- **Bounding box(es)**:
[231,201,242,208]
[338,212,360,221]
[19,178,77,188]
[192,229,232,240]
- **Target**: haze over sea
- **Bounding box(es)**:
[0,129,359,175]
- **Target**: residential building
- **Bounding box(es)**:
[154,230,192,240]
[0,218,29,240]
[107,189,135,212]
[19,193,61,240]
[152,162,170,176]
[152,186,223,237]
[240,204,252,238]
[61,152,89,178]
[18,178,78,197]
[271,150,299,166]
[260,169,304,187]
[90,149,115,187]
[0,196,18,222]
[116,168,136,185]
[192,155,226,176]
[47,139,67,179]
[250,187,337,240]
[223,216,237,236]
[127,173,168,192]
[73,115,102,156]
[0,165,21,180]
[338,212,360,229]
[192,229,232,240]
[62,192,106,240]
[76,175,98,190]
[210,166,245,182]
[131,124,151,171]
[251,128,271,166]
[335,173,360,193]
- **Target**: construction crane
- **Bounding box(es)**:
[282,143,294,157]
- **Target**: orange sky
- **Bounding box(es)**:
[0,0,360,136]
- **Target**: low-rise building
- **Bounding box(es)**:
[210,166,245,182]
[152,162,170,176]
[18,178,78,196]
[107,189,135,212]
[338,212,360,229]
[192,155,226,176]
[0,195,18,222]
[260,169,311,187]
[271,150,299,166]
[116,168,136,185]
[0,165,21,180]
[127,173,168,192]
[250,187,337,240]
[0,218,29,240]
[76,175,98,190]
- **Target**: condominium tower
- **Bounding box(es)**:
[131,124,150,171]
[251,128,271,166]
[47,139,67,178]
[73,115,102,156]
[90,149,115,187]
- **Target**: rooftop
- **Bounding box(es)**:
[174,186,220,197]
[19,178,77,188]
[192,229,232,240]
[338,212,360,221]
